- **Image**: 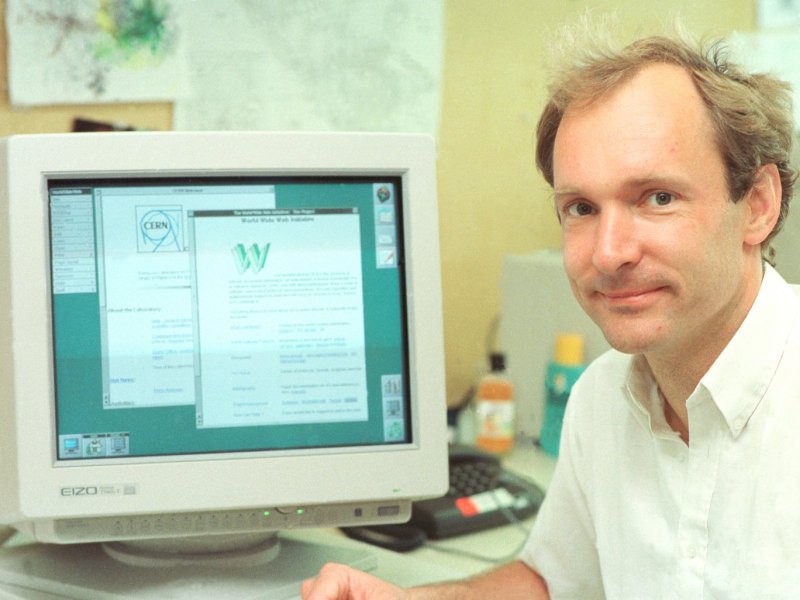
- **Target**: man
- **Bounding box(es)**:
[302,31,799,599]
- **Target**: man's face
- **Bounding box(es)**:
[552,63,758,358]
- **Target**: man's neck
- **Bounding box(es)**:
[648,357,701,445]
[659,387,689,444]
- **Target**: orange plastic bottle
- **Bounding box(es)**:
[475,352,515,454]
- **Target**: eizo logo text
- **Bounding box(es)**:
[232,243,271,273]
[61,486,98,496]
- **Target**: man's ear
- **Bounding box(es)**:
[743,163,782,247]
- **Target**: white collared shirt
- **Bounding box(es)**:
[520,265,800,599]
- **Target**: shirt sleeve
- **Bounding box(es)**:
[518,374,605,600]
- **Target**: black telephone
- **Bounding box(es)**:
[341,445,545,551]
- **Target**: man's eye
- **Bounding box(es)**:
[647,191,674,207]
[566,202,594,217]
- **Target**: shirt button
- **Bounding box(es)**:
[686,546,697,559]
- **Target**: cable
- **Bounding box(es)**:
[424,527,529,565]
[484,313,501,356]
[0,528,15,548]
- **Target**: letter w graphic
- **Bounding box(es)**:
[232,243,270,274]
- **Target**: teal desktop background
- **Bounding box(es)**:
[51,178,408,459]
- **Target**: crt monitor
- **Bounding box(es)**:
[0,132,448,596]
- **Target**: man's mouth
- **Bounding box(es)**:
[595,286,667,309]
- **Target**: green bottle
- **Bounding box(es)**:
[540,333,586,457]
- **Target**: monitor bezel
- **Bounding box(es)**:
[0,132,448,531]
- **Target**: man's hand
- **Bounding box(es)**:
[301,563,409,600]
[301,560,548,600]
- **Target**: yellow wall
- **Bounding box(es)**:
[437,0,754,406]
[0,0,755,407]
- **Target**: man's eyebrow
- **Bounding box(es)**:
[553,175,690,199]
[553,187,581,199]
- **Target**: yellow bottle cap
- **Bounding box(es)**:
[554,333,584,366]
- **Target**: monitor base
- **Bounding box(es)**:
[0,536,376,599]
[103,532,282,568]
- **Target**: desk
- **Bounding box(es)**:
[0,444,555,598]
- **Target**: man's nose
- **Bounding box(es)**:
[592,208,641,274]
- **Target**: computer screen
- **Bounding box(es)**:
[0,132,448,597]
[53,176,409,458]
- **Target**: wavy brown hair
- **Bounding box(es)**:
[536,33,796,263]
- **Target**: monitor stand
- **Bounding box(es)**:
[0,533,377,599]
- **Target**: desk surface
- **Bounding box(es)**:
[0,443,556,597]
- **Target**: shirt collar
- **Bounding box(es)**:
[699,264,798,437]
[623,265,798,438]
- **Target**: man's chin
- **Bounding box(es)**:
[596,324,659,355]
